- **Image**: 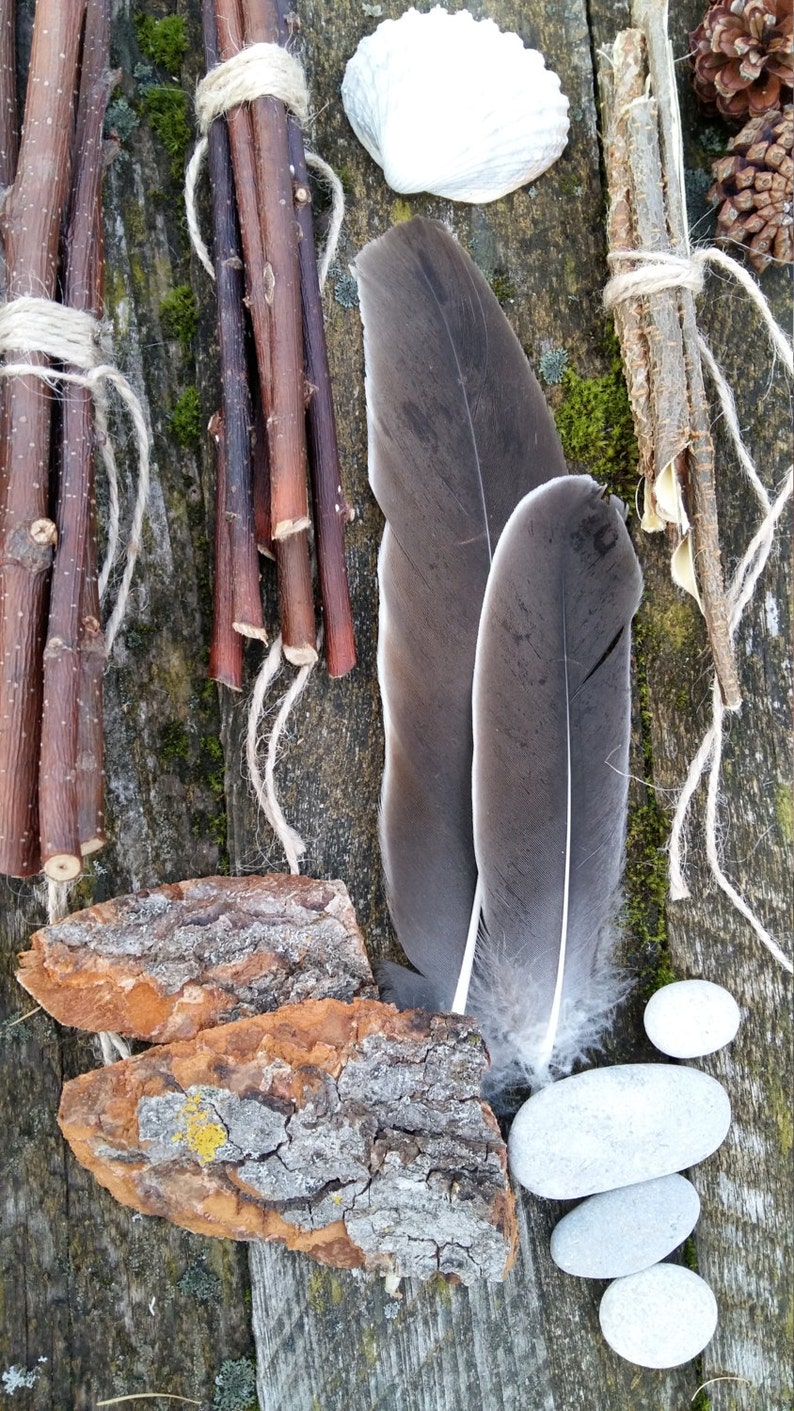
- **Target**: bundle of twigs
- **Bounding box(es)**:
[600,0,741,709]
[201,0,356,687]
[0,0,114,879]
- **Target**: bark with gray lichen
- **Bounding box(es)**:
[58,999,517,1284]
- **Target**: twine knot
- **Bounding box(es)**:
[194,43,310,132]
[0,295,109,369]
[0,293,152,658]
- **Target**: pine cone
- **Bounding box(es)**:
[708,104,793,269]
[691,0,793,122]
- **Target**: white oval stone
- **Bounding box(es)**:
[508,1063,731,1199]
[644,979,741,1058]
[599,1264,718,1368]
[550,1175,700,1278]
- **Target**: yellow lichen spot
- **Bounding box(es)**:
[172,1090,228,1165]
[390,198,413,224]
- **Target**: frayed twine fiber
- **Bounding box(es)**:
[605,247,792,972]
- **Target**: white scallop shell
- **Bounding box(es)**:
[341,7,570,204]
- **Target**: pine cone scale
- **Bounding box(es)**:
[691,0,793,121]
[708,103,794,270]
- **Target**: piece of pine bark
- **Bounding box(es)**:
[18,874,376,1041]
[58,998,518,1285]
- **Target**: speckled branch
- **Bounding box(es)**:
[0,0,87,878]
[202,0,264,644]
[279,18,355,678]
[213,0,316,664]
[208,412,245,691]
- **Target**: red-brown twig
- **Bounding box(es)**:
[241,0,309,543]
[208,412,244,690]
[285,119,355,678]
[0,0,87,877]
[0,0,17,188]
[202,0,264,643]
[76,492,106,858]
[39,0,111,880]
[214,0,315,666]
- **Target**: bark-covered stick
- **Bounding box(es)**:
[0,0,16,189]
[76,196,109,859]
[252,392,273,557]
[625,103,690,490]
[213,0,315,661]
[39,0,112,881]
[202,0,264,642]
[288,144,356,679]
[600,31,655,500]
[631,0,740,710]
[277,532,317,666]
[39,2,112,880]
[208,412,244,691]
[274,0,353,677]
[76,500,106,857]
[0,0,87,878]
[241,0,310,543]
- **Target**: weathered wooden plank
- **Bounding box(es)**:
[1,0,790,1407]
[235,0,700,1407]
[1,2,257,1404]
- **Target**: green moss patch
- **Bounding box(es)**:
[141,85,191,176]
[554,333,638,497]
[171,386,203,447]
[135,13,188,72]
[161,283,198,349]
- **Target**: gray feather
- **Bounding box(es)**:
[469,476,643,1091]
[357,218,567,1009]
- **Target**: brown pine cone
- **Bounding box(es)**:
[708,104,793,269]
[691,0,793,122]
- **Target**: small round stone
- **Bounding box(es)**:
[599,1263,718,1368]
[644,979,741,1059]
[508,1064,731,1200]
[550,1175,700,1279]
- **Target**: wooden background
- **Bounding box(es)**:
[1,1,790,1409]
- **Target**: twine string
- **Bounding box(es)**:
[604,248,793,971]
[0,296,152,656]
[185,42,343,283]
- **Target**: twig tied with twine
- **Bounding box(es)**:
[186,0,354,873]
[189,0,355,683]
[0,0,152,882]
[601,0,793,972]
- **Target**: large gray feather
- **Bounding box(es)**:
[357,219,567,1010]
[469,476,643,1091]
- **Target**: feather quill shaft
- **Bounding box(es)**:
[357,218,567,1010]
